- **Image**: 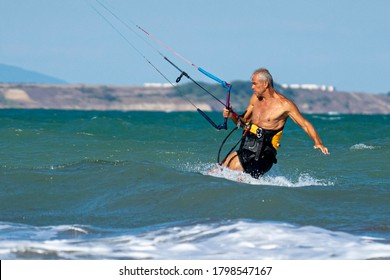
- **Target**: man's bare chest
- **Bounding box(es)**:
[251,101,287,129]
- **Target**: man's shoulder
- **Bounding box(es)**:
[275,92,294,104]
[273,92,300,113]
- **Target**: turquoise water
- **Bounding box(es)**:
[0,109,389,259]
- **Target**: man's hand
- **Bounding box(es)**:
[223,107,231,119]
[314,144,330,155]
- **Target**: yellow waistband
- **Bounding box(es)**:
[271,130,283,150]
[248,123,260,135]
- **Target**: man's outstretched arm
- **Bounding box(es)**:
[287,101,330,155]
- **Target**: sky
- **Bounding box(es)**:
[1,0,389,93]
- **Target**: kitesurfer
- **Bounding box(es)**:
[222,68,329,178]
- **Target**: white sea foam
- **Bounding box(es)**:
[312,115,343,121]
[203,164,332,187]
[1,220,389,260]
[350,143,376,150]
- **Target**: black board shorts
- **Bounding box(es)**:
[237,133,277,178]
[237,149,275,178]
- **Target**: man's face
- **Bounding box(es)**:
[251,74,267,98]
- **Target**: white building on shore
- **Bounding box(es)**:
[282,83,335,92]
[144,83,173,88]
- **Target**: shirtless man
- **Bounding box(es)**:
[222,68,329,178]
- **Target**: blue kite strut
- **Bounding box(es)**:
[197,67,232,130]
[198,67,232,92]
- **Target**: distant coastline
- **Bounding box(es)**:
[1,82,389,114]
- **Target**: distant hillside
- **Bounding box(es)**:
[175,81,390,114]
[0,64,67,84]
[0,82,389,114]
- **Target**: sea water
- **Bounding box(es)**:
[0,109,389,259]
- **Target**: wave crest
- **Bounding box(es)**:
[350,143,376,150]
[1,220,389,260]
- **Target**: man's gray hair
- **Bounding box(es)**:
[252,68,274,88]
